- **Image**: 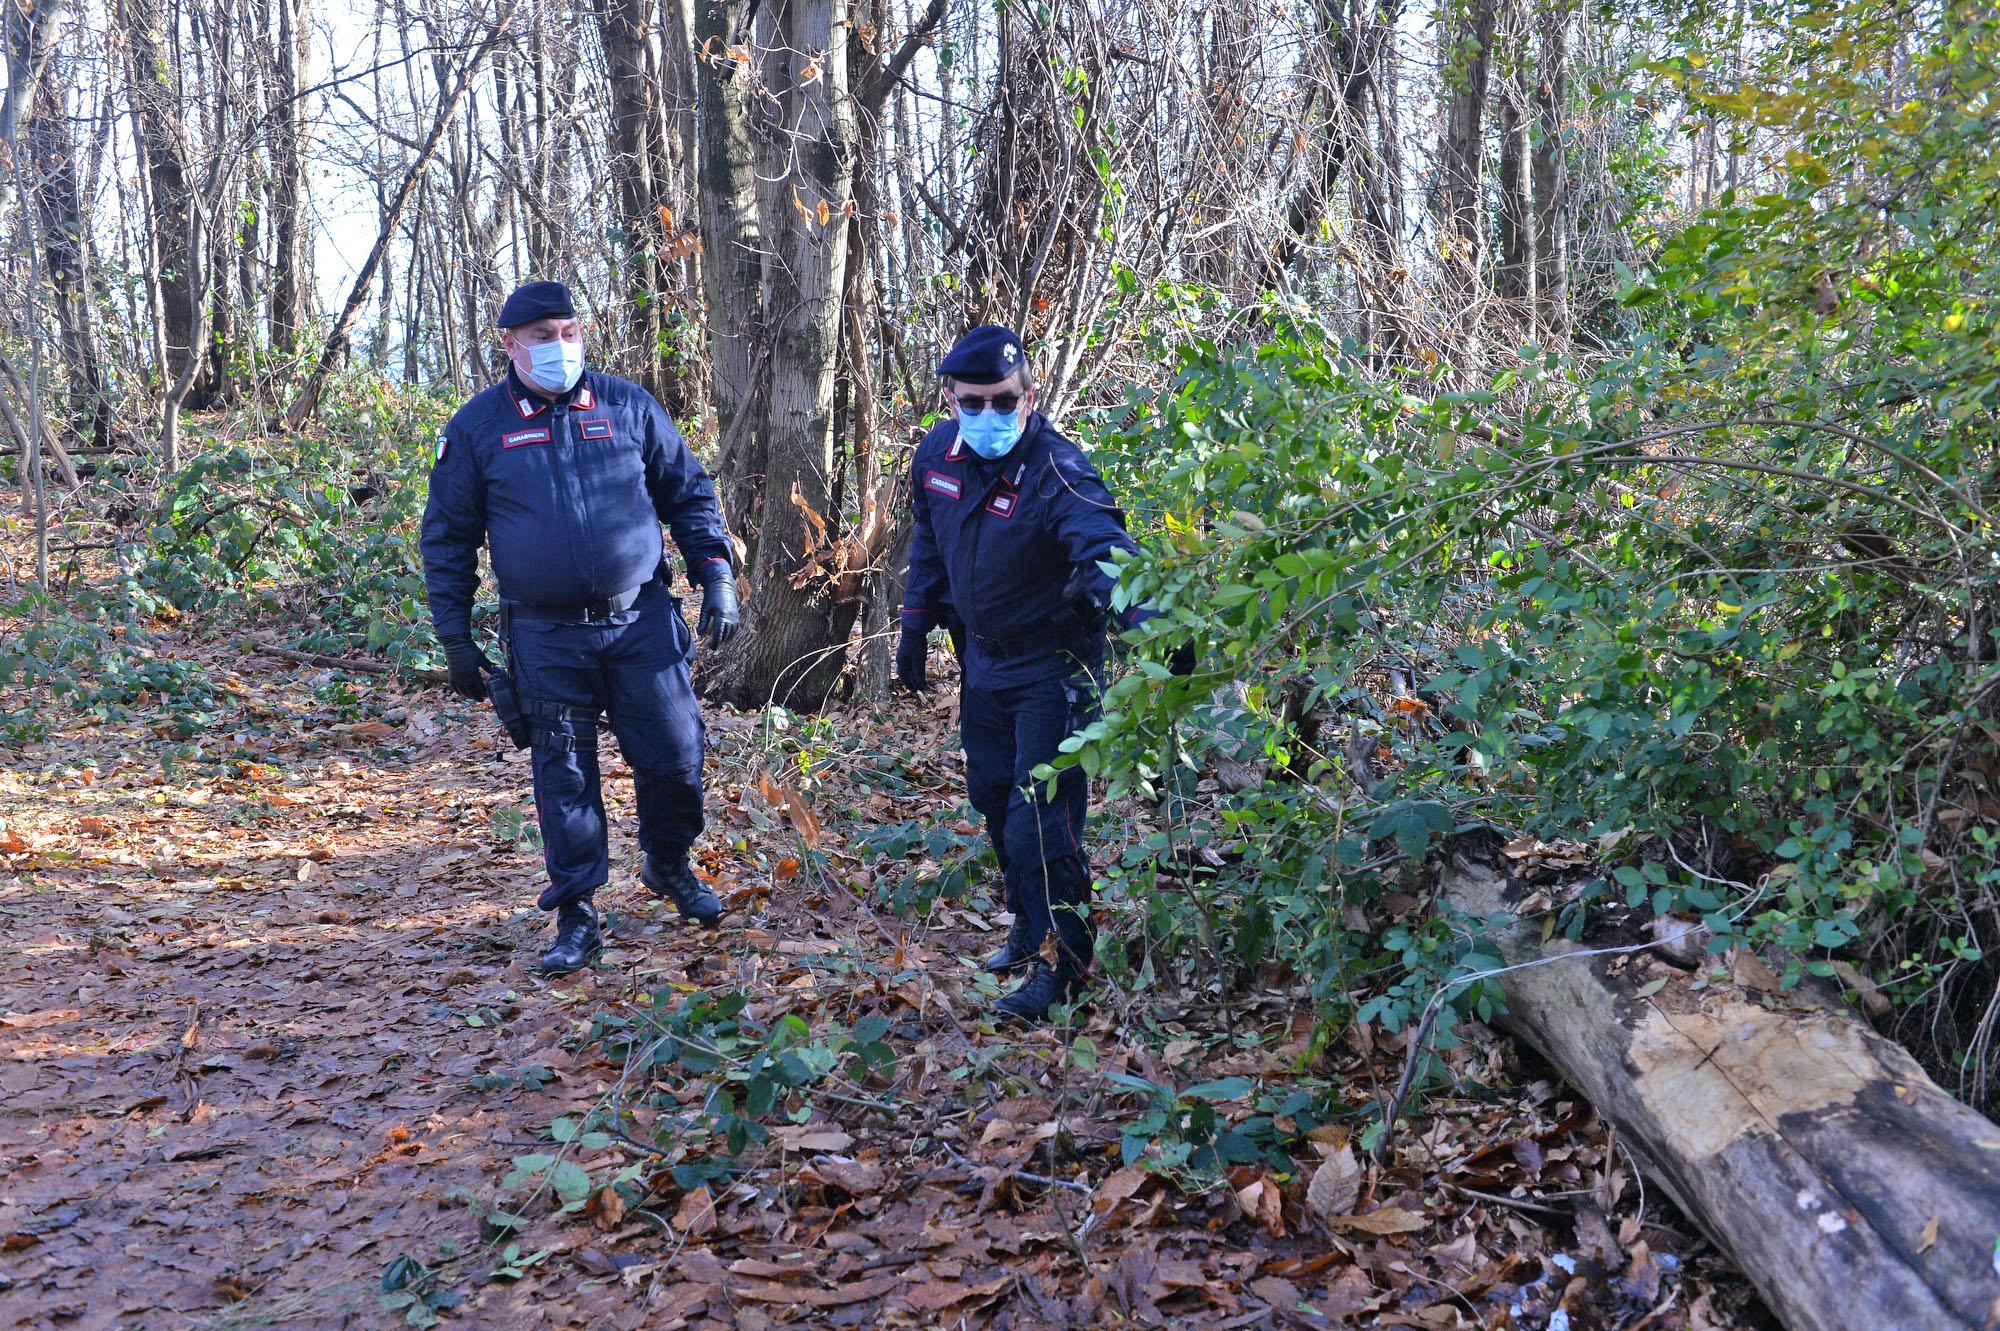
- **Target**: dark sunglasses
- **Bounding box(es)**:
[953,390,1023,414]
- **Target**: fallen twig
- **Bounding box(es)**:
[253,640,448,685]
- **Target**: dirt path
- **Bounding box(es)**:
[0,671,716,1328]
[2,641,1763,1330]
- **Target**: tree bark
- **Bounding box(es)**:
[694,0,769,550]
[120,0,217,411]
[600,0,672,405]
[1437,0,1496,287]
[268,0,312,354]
[1495,4,1533,308]
[1438,848,2000,1331]
[1531,0,1571,339]
[11,4,114,449]
[706,0,859,710]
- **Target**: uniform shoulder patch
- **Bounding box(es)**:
[435,433,449,463]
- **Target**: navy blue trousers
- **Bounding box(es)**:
[960,666,1100,965]
[506,594,705,911]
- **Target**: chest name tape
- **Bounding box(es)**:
[579,418,614,441]
[924,471,962,499]
[502,426,552,449]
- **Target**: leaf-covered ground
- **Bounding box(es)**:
[1,570,1771,1330]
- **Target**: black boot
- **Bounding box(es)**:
[994,859,1093,1022]
[983,844,1041,972]
[541,899,602,975]
[995,958,1087,1022]
[643,856,724,925]
[984,913,1040,973]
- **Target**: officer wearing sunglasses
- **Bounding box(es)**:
[897,324,1181,1021]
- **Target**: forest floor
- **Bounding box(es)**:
[1,546,1770,1330]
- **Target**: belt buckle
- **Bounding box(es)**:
[579,600,612,623]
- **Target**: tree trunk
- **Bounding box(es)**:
[1531,0,1571,339]
[269,0,311,354]
[705,0,860,710]
[120,0,216,411]
[9,0,115,450]
[600,0,670,404]
[694,0,769,551]
[1494,5,1533,309]
[1437,0,1495,288]
[1438,848,2000,1331]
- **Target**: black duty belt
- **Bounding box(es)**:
[972,627,1095,660]
[506,579,656,623]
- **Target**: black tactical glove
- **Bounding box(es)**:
[442,637,497,701]
[697,564,741,647]
[895,619,929,691]
[1168,641,1197,677]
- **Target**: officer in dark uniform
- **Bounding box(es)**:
[421,280,739,975]
[898,325,1181,1021]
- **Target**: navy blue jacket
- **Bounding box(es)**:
[903,411,1138,687]
[420,367,731,644]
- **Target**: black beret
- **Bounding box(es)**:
[936,324,1027,382]
[498,280,577,328]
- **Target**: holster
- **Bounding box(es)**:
[485,666,532,750]
[484,602,532,749]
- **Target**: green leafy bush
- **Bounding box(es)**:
[1074,2,2000,1099]
[132,379,453,661]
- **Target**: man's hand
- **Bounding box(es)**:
[443,638,497,701]
[896,626,929,691]
[697,564,741,647]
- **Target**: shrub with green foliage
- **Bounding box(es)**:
[132,379,453,662]
[1076,1,2000,1099]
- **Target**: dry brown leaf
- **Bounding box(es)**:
[1730,948,1783,994]
[804,1156,883,1196]
[772,1125,853,1152]
[1306,1143,1362,1223]
[1249,1275,1300,1310]
[1092,1165,1149,1216]
[1234,1176,1285,1238]
[1917,1215,1939,1253]
[804,1274,900,1306]
[1330,1205,1426,1235]
[905,1275,1009,1311]
[781,782,822,846]
[590,1185,626,1231]
[672,1185,717,1235]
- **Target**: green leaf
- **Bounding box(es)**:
[549,1161,592,1204]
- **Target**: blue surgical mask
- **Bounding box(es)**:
[525,339,585,393]
[957,406,1023,459]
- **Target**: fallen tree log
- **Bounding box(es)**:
[1439,848,2000,1331]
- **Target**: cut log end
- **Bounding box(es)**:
[1439,848,2000,1331]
